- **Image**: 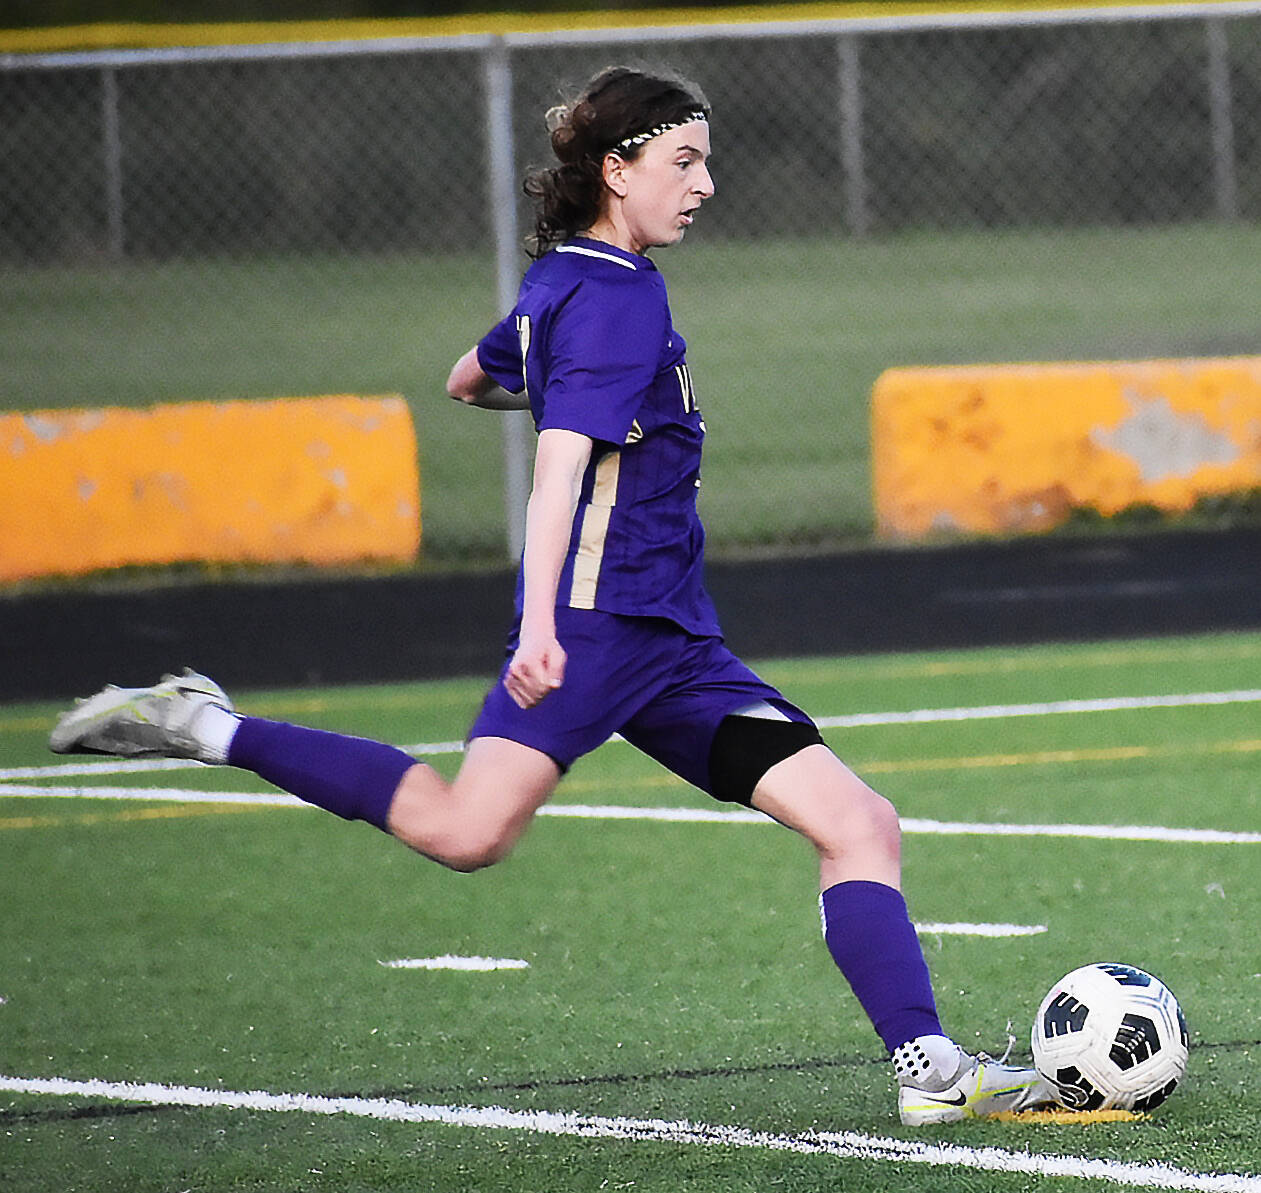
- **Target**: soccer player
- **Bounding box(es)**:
[50,65,1052,1125]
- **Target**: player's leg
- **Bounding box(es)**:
[231,721,559,871]
[710,728,945,1069]
[48,668,561,872]
[619,631,1054,1125]
[748,741,1055,1123]
[742,739,901,888]
[49,609,653,868]
[386,736,560,872]
[747,744,941,1054]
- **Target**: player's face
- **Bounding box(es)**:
[617,121,714,253]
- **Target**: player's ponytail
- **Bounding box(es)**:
[524,66,709,259]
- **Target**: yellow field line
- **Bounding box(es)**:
[0,1,1225,53]
[562,736,1261,791]
[859,737,1261,774]
[0,682,486,736]
[860,745,1153,773]
[0,803,273,830]
[992,1109,1147,1124]
[242,688,481,717]
[1,716,50,733]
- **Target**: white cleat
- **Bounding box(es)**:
[898,1054,1058,1125]
[49,669,234,763]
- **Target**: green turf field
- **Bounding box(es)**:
[2,630,1258,1191]
[4,222,1259,561]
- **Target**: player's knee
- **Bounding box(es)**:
[808,790,901,870]
[428,824,518,873]
[390,814,517,872]
[752,740,902,865]
[852,789,901,858]
[439,844,506,873]
[818,776,900,847]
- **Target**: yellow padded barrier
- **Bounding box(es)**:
[872,357,1261,539]
[0,395,420,582]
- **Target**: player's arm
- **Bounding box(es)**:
[504,428,592,710]
[446,346,531,410]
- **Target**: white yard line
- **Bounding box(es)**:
[1,1074,1257,1191]
[898,818,1261,845]
[1,785,1258,844]
[0,757,207,779]
[378,956,529,971]
[914,923,1048,937]
[6,688,1257,785]
[813,689,1261,730]
[538,807,1261,845]
[0,784,306,805]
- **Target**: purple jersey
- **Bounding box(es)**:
[477,237,720,637]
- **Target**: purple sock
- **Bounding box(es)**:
[228,717,415,831]
[820,879,944,1054]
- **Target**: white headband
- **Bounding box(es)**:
[614,110,709,153]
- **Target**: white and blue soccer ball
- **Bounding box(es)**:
[1031,962,1189,1112]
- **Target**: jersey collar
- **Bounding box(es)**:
[562,237,657,272]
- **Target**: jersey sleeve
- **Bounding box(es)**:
[475,312,527,395]
[536,275,668,445]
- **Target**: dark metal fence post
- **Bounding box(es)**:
[837,34,870,239]
[483,38,531,561]
[101,65,124,258]
[1205,17,1239,222]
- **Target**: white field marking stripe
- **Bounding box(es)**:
[10,689,1257,783]
[914,922,1048,937]
[379,956,529,971]
[541,803,768,824]
[899,817,1261,845]
[538,806,1261,845]
[815,689,1261,729]
[0,785,306,806]
[0,745,466,780]
[0,757,214,780]
[2,1076,1259,1192]
[1,787,1259,844]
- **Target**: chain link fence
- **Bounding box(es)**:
[2,5,1259,558]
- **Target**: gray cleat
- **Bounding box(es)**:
[49,669,234,762]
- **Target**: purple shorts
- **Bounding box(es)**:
[467,607,814,798]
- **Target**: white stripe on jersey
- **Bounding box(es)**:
[556,244,638,270]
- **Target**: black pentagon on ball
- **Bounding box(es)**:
[1097,963,1153,987]
[1053,1066,1107,1111]
[1131,1076,1180,1113]
[1043,992,1089,1037]
[1109,1013,1162,1070]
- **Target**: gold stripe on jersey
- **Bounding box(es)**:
[568,449,621,609]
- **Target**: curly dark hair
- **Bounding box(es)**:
[523,66,710,259]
